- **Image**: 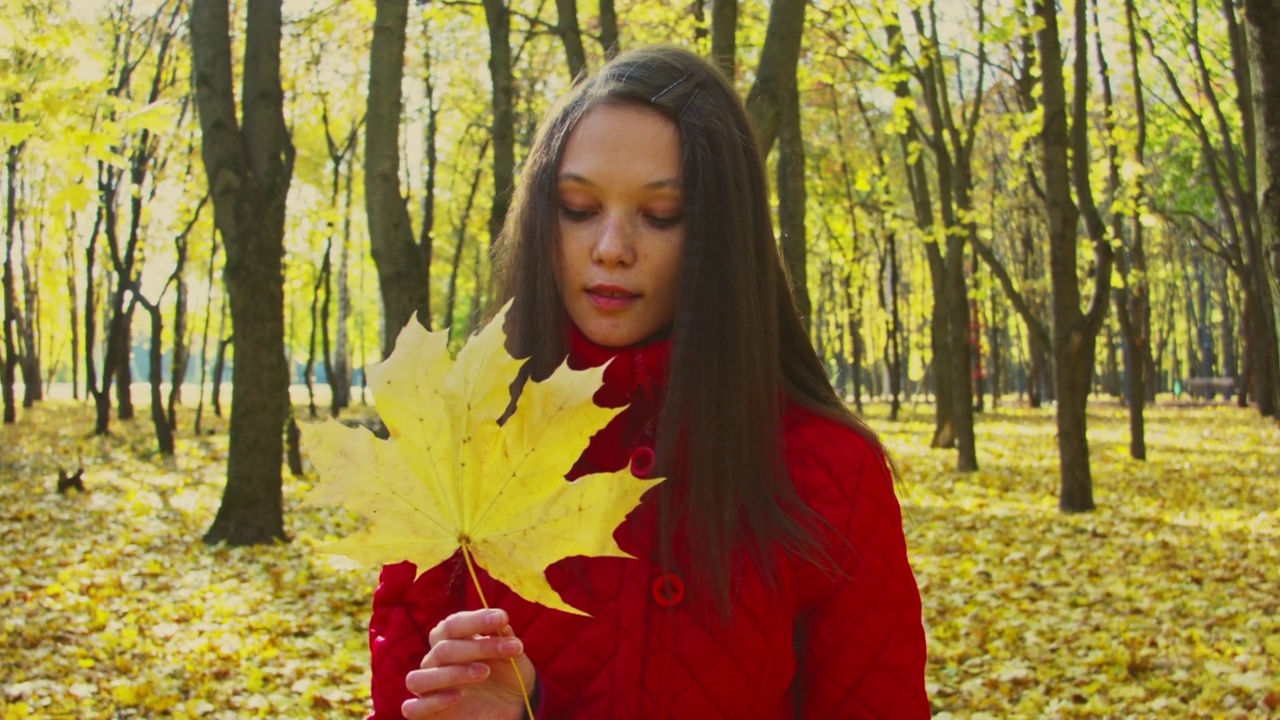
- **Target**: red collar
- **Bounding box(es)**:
[567,324,672,409]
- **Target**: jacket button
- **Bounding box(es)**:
[629,447,656,479]
[651,573,685,607]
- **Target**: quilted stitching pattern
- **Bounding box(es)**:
[364,335,929,719]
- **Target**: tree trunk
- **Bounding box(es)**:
[168,202,200,429]
[945,230,977,470]
[18,224,42,407]
[445,141,489,336]
[1056,331,1096,511]
[84,208,101,405]
[467,219,485,334]
[972,291,985,412]
[303,243,330,419]
[599,0,618,58]
[1116,290,1147,458]
[139,297,175,455]
[555,0,587,80]
[1113,0,1149,458]
[1104,326,1120,398]
[813,263,829,363]
[1244,0,1280,416]
[1239,292,1254,406]
[1221,266,1238,382]
[905,1,984,470]
[1,140,21,424]
[483,0,515,294]
[212,331,230,419]
[115,314,135,420]
[320,106,358,412]
[988,292,1003,407]
[777,84,809,328]
[93,165,127,433]
[332,154,354,413]
[92,285,127,434]
[885,231,902,421]
[844,278,865,415]
[884,17,944,429]
[1197,262,1218,379]
[1035,0,1114,513]
[191,0,293,546]
[925,241,955,447]
[64,227,80,401]
[286,413,304,476]
[366,0,429,359]
[195,229,219,435]
[320,244,335,414]
[744,0,804,155]
[709,0,737,81]
[168,275,189,424]
[420,33,438,332]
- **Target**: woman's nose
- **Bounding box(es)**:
[591,213,636,266]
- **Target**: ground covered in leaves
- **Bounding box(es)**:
[1,396,1278,718]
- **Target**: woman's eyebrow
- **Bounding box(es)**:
[557,172,681,191]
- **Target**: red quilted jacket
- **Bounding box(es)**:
[367,329,929,719]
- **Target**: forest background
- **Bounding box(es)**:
[1,0,1279,716]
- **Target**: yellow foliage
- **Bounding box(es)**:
[301,306,658,615]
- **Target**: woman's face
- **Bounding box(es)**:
[555,103,685,348]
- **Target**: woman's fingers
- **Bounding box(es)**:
[406,608,532,718]
[401,687,462,718]
[405,662,491,695]
[423,634,524,669]
[428,608,510,647]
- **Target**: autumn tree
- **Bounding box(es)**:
[741,0,808,323]
[744,0,803,155]
[366,0,430,358]
[190,0,294,544]
[1104,0,1153,458]
[1,117,19,424]
[2,4,52,423]
[554,0,587,80]
[314,96,360,415]
[902,0,989,472]
[483,0,514,277]
[709,0,736,80]
[1034,0,1114,512]
[2,0,102,423]
[86,0,188,436]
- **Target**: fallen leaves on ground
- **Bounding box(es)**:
[885,400,1280,718]
[1,396,1277,717]
[0,404,372,719]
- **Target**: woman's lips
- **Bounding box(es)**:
[586,285,639,311]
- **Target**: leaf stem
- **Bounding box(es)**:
[462,544,535,719]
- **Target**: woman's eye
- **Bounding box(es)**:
[646,214,683,229]
[560,206,594,221]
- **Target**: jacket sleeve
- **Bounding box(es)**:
[368,558,466,720]
[789,421,930,719]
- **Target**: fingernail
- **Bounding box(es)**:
[471,663,490,679]
[500,638,522,655]
[487,609,507,624]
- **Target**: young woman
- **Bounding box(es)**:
[370,45,929,719]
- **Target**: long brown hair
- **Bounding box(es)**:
[494,45,887,614]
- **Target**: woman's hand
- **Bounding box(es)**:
[402,608,537,720]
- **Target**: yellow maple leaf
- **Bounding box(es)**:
[301,304,659,616]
